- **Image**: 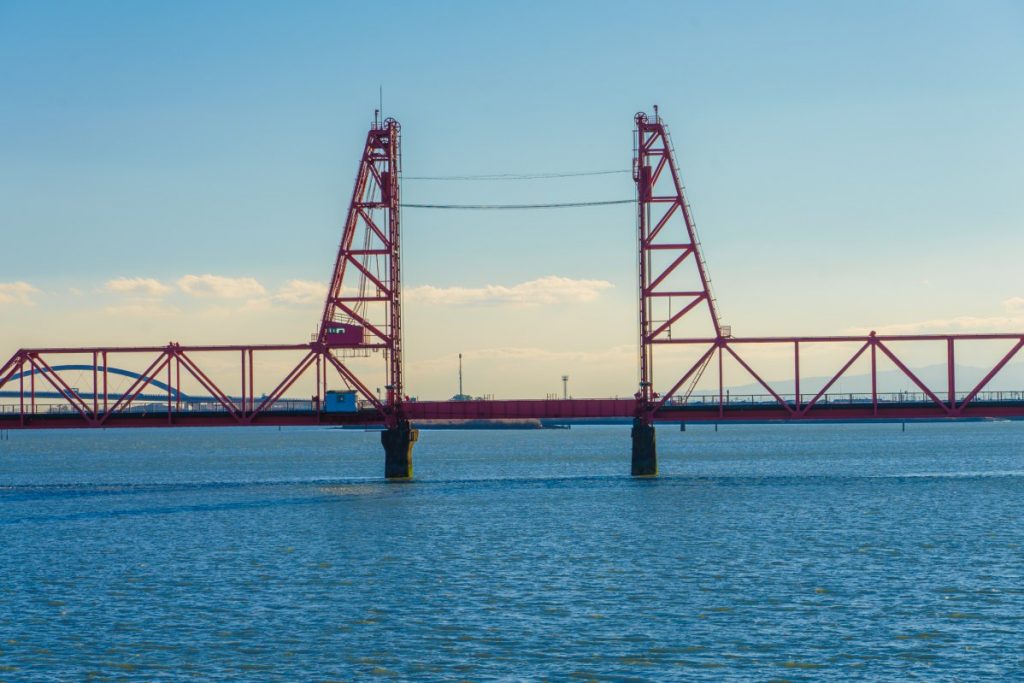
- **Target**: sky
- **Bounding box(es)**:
[1,0,1023,400]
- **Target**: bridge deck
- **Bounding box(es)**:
[3,397,1024,430]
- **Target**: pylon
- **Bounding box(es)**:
[635,108,722,424]
[319,115,406,427]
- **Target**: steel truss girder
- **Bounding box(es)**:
[652,333,1024,420]
[0,343,386,428]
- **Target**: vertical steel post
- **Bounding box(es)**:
[636,118,652,412]
[92,351,98,419]
[167,353,172,422]
[871,337,878,416]
[794,341,801,412]
[947,337,956,410]
[18,356,24,425]
[718,344,724,418]
[319,352,327,401]
[386,119,404,411]
[240,349,247,417]
[248,349,254,413]
[102,352,108,416]
[315,351,322,418]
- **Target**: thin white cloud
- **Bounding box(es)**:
[406,276,613,306]
[468,345,633,362]
[104,277,172,297]
[177,274,266,299]
[102,301,181,318]
[845,297,1024,335]
[1004,297,1024,312]
[413,344,635,373]
[849,315,1024,336]
[0,282,40,306]
[273,280,325,306]
[202,280,327,313]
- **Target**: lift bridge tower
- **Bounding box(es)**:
[5,109,1020,479]
[632,108,722,476]
[318,114,417,478]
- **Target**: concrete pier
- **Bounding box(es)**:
[382,420,418,480]
[631,418,657,477]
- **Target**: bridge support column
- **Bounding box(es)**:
[631,418,657,477]
[382,420,418,480]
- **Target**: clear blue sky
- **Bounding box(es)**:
[1,1,1022,397]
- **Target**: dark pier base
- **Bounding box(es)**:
[631,418,657,477]
[382,420,418,480]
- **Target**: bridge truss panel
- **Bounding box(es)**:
[0,343,386,429]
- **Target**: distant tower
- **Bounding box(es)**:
[562,374,569,400]
[459,353,464,398]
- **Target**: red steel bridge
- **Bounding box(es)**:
[2,110,1023,477]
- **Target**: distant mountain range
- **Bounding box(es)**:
[692,362,1024,397]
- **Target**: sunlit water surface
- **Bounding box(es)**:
[2,422,1023,680]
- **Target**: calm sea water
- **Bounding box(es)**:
[1,422,1023,680]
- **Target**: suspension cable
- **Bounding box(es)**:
[404,169,630,181]
[401,199,633,210]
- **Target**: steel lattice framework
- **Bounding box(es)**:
[632,108,1024,426]
[635,109,721,420]
[0,117,407,430]
[319,116,404,423]
[1,110,1023,437]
